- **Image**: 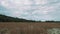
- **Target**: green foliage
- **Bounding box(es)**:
[0,14,60,22]
[0,14,36,22]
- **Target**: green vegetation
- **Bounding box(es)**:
[0,14,35,22]
[0,14,60,22]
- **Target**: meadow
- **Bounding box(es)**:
[0,22,60,34]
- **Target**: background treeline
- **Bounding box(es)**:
[0,14,36,22]
[0,14,60,22]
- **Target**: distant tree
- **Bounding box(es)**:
[0,14,36,22]
[45,20,55,22]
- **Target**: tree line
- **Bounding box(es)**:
[0,14,60,22]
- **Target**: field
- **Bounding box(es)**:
[0,22,60,34]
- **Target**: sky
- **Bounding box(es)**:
[0,0,60,21]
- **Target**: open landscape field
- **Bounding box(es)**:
[0,22,60,34]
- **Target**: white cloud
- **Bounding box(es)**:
[34,0,47,5]
[1,0,9,7]
[0,0,60,21]
[23,0,33,5]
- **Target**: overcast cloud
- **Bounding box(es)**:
[0,0,60,21]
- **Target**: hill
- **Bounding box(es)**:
[0,14,35,22]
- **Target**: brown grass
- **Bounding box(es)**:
[0,22,60,34]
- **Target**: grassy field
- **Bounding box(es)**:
[0,22,60,34]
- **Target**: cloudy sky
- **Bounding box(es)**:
[0,0,60,21]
